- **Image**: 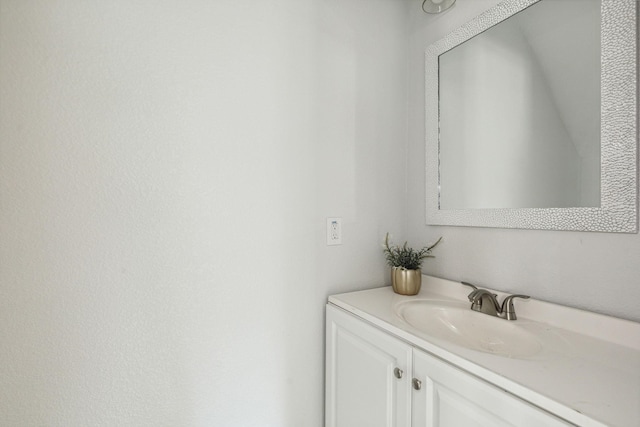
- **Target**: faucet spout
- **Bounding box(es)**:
[467,289,501,316]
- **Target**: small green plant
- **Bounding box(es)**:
[383,233,442,270]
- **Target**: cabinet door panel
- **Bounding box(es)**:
[412,349,574,427]
[326,305,411,427]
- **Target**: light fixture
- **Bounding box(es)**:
[422,0,456,14]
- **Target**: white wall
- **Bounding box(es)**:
[408,0,640,323]
[0,0,408,425]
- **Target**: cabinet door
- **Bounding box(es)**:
[326,305,412,427]
[412,350,573,427]
[411,349,574,427]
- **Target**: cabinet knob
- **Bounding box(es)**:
[393,367,403,379]
[412,378,422,390]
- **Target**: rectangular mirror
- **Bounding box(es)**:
[425,0,637,232]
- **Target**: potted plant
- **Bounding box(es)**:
[383,233,442,295]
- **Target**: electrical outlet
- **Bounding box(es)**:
[327,217,342,245]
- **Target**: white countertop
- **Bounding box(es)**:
[328,275,640,427]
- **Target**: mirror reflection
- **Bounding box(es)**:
[438,0,601,210]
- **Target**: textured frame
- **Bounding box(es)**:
[425,0,638,233]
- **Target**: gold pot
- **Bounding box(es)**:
[391,267,422,295]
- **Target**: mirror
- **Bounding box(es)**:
[440,0,600,210]
[425,0,637,232]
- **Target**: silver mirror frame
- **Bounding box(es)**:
[425,0,637,233]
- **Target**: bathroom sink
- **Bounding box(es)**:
[395,299,542,358]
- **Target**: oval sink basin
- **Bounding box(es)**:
[395,299,542,358]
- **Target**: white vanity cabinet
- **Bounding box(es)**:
[326,304,573,427]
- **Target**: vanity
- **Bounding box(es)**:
[325,275,640,427]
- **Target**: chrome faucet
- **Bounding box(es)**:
[462,282,529,320]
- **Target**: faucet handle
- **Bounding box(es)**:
[461,281,478,291]
[501,294,530,320]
